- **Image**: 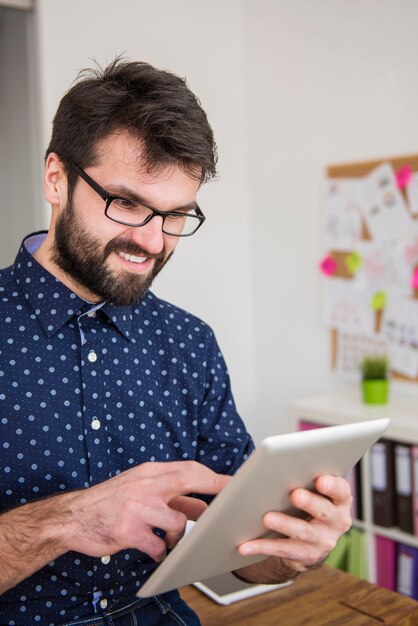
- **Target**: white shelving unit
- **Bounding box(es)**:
[289,389,418,585]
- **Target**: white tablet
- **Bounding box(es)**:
[193,571,293,605]
[138,418,389,597]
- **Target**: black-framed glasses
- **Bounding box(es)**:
[68,163,206,237]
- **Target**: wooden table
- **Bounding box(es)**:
[181,566,418,625]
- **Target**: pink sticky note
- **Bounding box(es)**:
[396,165,412,189]
[319,256,337,276]
[412,267,418,290]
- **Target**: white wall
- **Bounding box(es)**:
[242,0,418,438]
[0,7,39,266]
[9,0,418,441]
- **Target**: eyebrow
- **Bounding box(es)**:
[108,184,198,213]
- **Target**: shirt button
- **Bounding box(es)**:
[87,310,96,318]
[91,419,101,430]
[88,351,98,362]
[101,555,111,564]
[100,598,108,609]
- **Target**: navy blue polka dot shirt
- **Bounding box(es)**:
[0,233,254,625]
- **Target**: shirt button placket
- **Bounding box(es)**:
[80,312,118,597]
[78,317,109,484]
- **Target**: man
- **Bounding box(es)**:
[0,59,352,625]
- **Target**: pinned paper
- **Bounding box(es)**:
[354,240,411,297]
[396,165,413,189]
[361,163,412,242]
[371,291,387,311]
[319,255,337,276]
[336,331,388,376]
[412,267,418,290]
[382,297,418,377]
[345,252,363,275]
[406,172,418,216]
[323,179,364,251]
[323,279,375,334]
[397,231,418,268]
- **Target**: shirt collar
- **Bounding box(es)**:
[14,232,135,341]
[101,302,135,341]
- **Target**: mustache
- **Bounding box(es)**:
[103,238,163,261]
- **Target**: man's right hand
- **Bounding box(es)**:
[0,461,229,595]
[58,461,229,560]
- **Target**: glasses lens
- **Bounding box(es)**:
[162,212,201,236]
[107,198,152,225]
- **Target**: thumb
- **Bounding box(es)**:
[169,495,208,521]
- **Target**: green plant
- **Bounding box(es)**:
[360,355,389,381]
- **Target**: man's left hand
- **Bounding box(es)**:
[234,475,352,583]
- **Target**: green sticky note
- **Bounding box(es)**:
[345,252,362,274]
[371,291,387,311]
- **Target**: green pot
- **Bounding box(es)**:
[361,379,389,405]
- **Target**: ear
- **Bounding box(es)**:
[44,153,68,207]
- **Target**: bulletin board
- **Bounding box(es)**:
[322,153,418,382]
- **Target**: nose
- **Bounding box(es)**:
[130,215,165,255]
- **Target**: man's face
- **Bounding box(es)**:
[50,133,201,306]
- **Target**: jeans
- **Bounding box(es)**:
[59,591,202,626]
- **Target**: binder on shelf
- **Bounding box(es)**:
[347,527,367,580]
[326,528,367,579]
[412,445,418,537]
[355,462,363,521]
[396,543,418,600]
[371,439,396,528]
[342,461,364,522]
[395,443,414,534]
[325,531,349,571]
[375,535,397,591]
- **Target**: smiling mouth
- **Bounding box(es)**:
[118,251,148,264]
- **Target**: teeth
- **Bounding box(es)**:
[118,252,148,264]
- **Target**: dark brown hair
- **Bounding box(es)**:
[46,58,217,187]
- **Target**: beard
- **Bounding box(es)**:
[52,202,172,306]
